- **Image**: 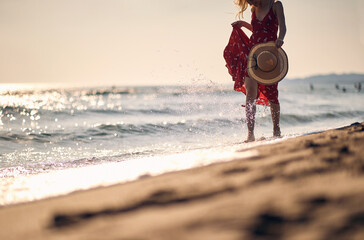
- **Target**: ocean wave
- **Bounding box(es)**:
[88,107,177,115]
[95,122,187,135]
[281,110,364,124]
[84,88,137,96]
[94,118,240,137]
[0,117,241,146]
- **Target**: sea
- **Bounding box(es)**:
[1,77,363,206]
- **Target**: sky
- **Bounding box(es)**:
[0,0,363,86]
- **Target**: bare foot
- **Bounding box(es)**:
[273,129,281,138]
[244,135,255,143]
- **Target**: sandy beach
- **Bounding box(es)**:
[1,122,364,240]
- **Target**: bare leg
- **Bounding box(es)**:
[244,77,258,142]
[270,102,281,137]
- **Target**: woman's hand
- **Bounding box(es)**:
[275,38,284,48]
[231,20,252,31]
[231,20,244,28]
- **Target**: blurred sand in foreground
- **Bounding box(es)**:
[1,122,364,240]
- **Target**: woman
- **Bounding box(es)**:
[225,0,286,142]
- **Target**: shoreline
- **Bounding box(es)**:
[0,138,272,206]
[1,122,364,240]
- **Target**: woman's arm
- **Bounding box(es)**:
[231,20,253,31]
[273,1,286,48]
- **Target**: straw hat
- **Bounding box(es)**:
[247,41,288,85]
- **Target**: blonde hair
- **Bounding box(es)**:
[235,0,277,19]
[234,0,249,19]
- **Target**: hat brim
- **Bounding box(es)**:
[247,42,288,85]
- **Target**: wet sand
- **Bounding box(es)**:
[1,122,364,240]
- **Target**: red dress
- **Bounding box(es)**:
[224,6,279,105]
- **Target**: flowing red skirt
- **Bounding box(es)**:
[223,26,279,106]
